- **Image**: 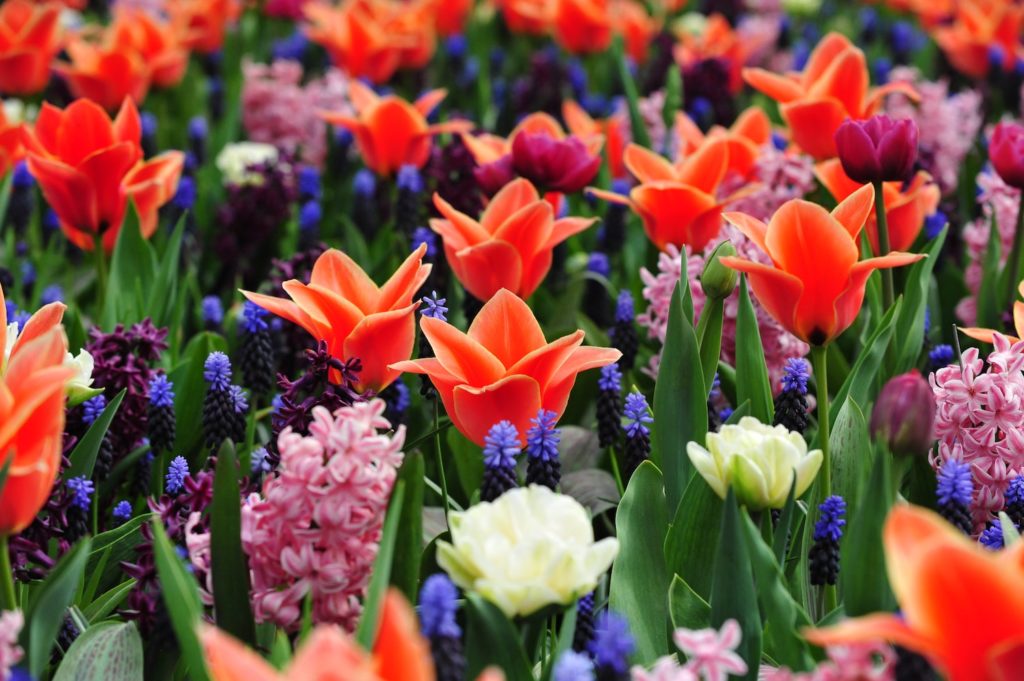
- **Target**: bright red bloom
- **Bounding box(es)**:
[720,184,924,345]
[391,289,621,446]
[674,105,772,180]
[933,0,1024,79]
[0,104,23,179]
[497,0,551,34]
[553,0,612,55]
[990,122,1024,190]
[108,9,190,89]
[834,114,919,184]
[0,0,62,95]
[56,34,152,111]
[563,99,628,180]
[21,98,184,252]
[431,178,596,301]
[169,0,240,54]
[674,14,759,95]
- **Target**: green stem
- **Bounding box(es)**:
[94,233,108,313]
[0,535,16,611]
[811,345,831,502]
[1005,195,1024,309]
[608,444,625,497]
[872,180,895,309]
[433,400,451,529]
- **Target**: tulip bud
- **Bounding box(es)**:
[870,370,936,457]
[702,241,738,299]
[834,114,918,184]
[990,122,1024,190]
[511,132,601,194]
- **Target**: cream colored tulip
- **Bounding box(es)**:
[437,485,619,618]
[686,416,822,510]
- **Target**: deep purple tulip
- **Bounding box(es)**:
[511,132,601,194]
[870,370,935,457]
[834,114,919,184]
[990,122,1024,190]
[473,154,516,197]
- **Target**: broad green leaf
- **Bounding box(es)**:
[1001,512,1021,546]
[66,390,125,479]
[102,202,158,329]
[668,575,710,631]
[82,579,136,623]
[773,475,798,566]
[151,521,210,681]
[653,281,707,515]
[696,295,724,395]
[828,399,872,512]
[53,621,143,681]
[391,452,425,603]
[664,474,722,599]
[84,514,152,597]
[146,214,187,329]
[830,300,901,429]
[211,441,255,644]
[888,227,946,374]
[355,480,406,649]
[609,461,670,664]
[840,446,895,617]
[614,37,651,149]
[0,173,11,227]
[465,594,533,681]
[735,277,774,423]
[709,491,761,681]
[446,427,482,504]
[169,332,228,458]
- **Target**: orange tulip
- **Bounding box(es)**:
[108,10,190,89]
[321,81,471,177]
[961,281,1024,344]
[431,178,596,301]
[674,14,751,94]
[588,138,744,251]
[391,289,621,446]
[202,590,435,681]
[805,505,1024,681]
[815,160,940,255]
[932,0,1024,79]
[553,0,612,55]
[497,0,551,35]
[563,99,628,180]
[462,111,604,171]
[675,105,772,180]
[0,104,23,179]
[613,0,658,64]
[21,98,185,252]
[0,285,73,536]
[743,32,917,159]
[719,184,924,345]
[242,245,431,393]
[0,0,62,95]
[426,0,471,36]
[169,0,240,54]
[56,35,152,111]
[304,0,405,85]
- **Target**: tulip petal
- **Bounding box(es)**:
[781,98,849,160]
[23,102,62,155]
[112,97,141,146]
[959,326,1001,344]
[453,374,543,446]
[722,212,769,254]
[373,591,435,681]
[1014,301,1024,340]
[804,614,940,658]
[454,239,525,302]
[562,99,596,138]
[481,178,542,233]
[719,257,804,341]
[506,330,585,393]
[26,155,100,237]
[298,284,366,343]
[801,32,856,85]
[242,290,319,339]
[467,289,547,367]
[518,248,554,301]
[390,357,467,435]
[541,345,622,417]
[808,47,868,123]
[830,182,875,240]
[491,201,553,259]
[200,625,281,681]
[421,316,506,386]
[309,249,381,315]
[814,158,862,203]
[413,88,448,117]
[377,243,432,312]
[731,106,771,146]
[741,67,803,103]
[432,192,491,245]
[344,304,418,392]
[678,138,730,194]
[630,183,719,251]
[77,142,140,229]
[10,301,64,358]
[279,282,334,339]
[585,187,631,207]
[56,99,116,167]
[623,143,678,183]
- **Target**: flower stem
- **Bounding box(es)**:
[433,400,451,529]
[1005,193,1024,309]
[872,180,895,309]
[0,535,17,611]
[94,233,108,313]
[811,345,831,503]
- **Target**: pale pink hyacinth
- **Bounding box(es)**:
[956,169,1020,325]
[241,60,351,169]
[930,335,1024,531]
[241,399,405,631]
[760,642,894,681]
[0,610,23,681]
[615,91,667,157]
[884,67,982,195]
[631,620,746,681]
[185,512,214,606]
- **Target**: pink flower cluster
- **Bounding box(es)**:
[0,610,23,681]
[240,399,405,631]
[956,170,1020,326]
[719,144,817,221]
[631,619,747,681]
[762,643,894,681]
[241,60,351,169]
[884,67,982,195]
[930,335,1024,531]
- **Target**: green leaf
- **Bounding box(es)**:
[169,332,228,458]
[145,214,187,329]
[211,441,255,644]
[740,513,814,671]
[1000,512,1021,546]
[696,295,724,395]
[888,227,946,374]
[82,579,137,623]
[840,446,895,617]
[664,474,722,599]
[613,37,651,149]
[735,277,774,423]
[21,538,92,677]
[830,300,901,429]
[709,490,761,680]
[724,400,751,425]
[53,621,143,681]
[662,68,682,150]
[978,213,1003,329]
[828,399,872,512]
[355,479,406,649]
[84,514,152,597]
[668,575,710,631]
[0,173,12,228]
[446,427,482,503]
[66,390,125,479]
[609,461,670,664]
[390,452,425,602]
[465,594,533,681]
[653,281,707,515]
[151,520,210,681]
[102,202,158,329]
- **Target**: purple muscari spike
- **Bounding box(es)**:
[980,520,1007,550]
[148,375,175,408]
[397,164,424,193]
[622,392,652,439]
[412,227,438,259]
[483,421,520,470]
[297,165,322,201]
[929,344,954,370]
[82,395,107,426]
[251,446,271,474]
[615,290,634,324]
[813,496,847,542]
[229,385,249,414]
[203,352,232,392]
[527,410,560,462]
[173,176,197,211]
[112,500,132,522]
[201,295,224,326]
[589,611,635,675]
[781,358,811,395]
[598,363,622,392]
[40,284,63,305]
[937,459,973,507]
[12,162,33,189]
[299,200,322,232]
[166,456,189,494]
[553,652,594,681]
[587,252,610,278]
[419,574,462,638]
[241,301,270,335]
[353,169,376,197]
[66,476,94,511]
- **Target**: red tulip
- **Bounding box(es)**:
[990,122,1024,190]
[834,115,919,184]
[0,0,63,95]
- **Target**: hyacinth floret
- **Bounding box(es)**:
[166,456,190,495]
[204,352,233,391]
[623,392,653,440]
[421,292,449,321]
[148,375,175,408]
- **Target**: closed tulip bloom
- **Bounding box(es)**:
[511,130,602,194]
[108,10,190,89]
[815,159,940,254]
[391,290,621,445]
[806,505,1024,681]
[304,0,406,84]
[834,115,919,184]
[21,98,185,252]
[0,285,75,536]
[719,184,924,345]
[989,122,1024,190]
[57,37,153,111]
[321,81,472,176]
[431,178,596,301]
[870,370,936,458]
[0,0,62,95]
[686,416,823,510]
[243,245,431,393]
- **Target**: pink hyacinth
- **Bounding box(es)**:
[884,67,982,196]
[185,511,214,606]
[930,335,1024,531]
[241,399,405,631]
[761,642,894,681]
[241,60,351,169]
[631,620,746,681]
[0,610,23,681]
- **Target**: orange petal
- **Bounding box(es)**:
[1014,301,1024,340]
[373,590,436,681]
[309,249,380,314]
[741,67,803,103]
[10,301,65,358]
[781,98,849,160]
[200,625,281,681]
[801,32,855,86]
[814,158,861,203]
[78,142,140,226]
[467,289,547,367]
[390,357,468,435]
[623,143,678,183]
[562,99,596,137]
[297,284,366,344]
[731,106,771,145]
[830,182,875,240]
[453,374,543,446]
[540,345,622,417]
[346,78,380,113]
[377,243,432,312]
[547,216,597,248]
[959,327,1002,344]
[722,211,769,254]
[804,614,940,659]
[57,98,116,166]
[677,138,730,194]
[414,88,448,117]
[585,187,631,207]
[420,316,506,385]
[289,627,378,681]
[807,46,868,122]
[506,330,585,393]
[432,192,490,244]
[112,97,141,146]
[26,155,100,235]
[345,304,418,392]
[453,240,525,302]
[719,257,805,341]
[631,183,719,250]
[491,201,554,259]
[241,290,318,338]
[279,281,334,339]
[481,178,542,234]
